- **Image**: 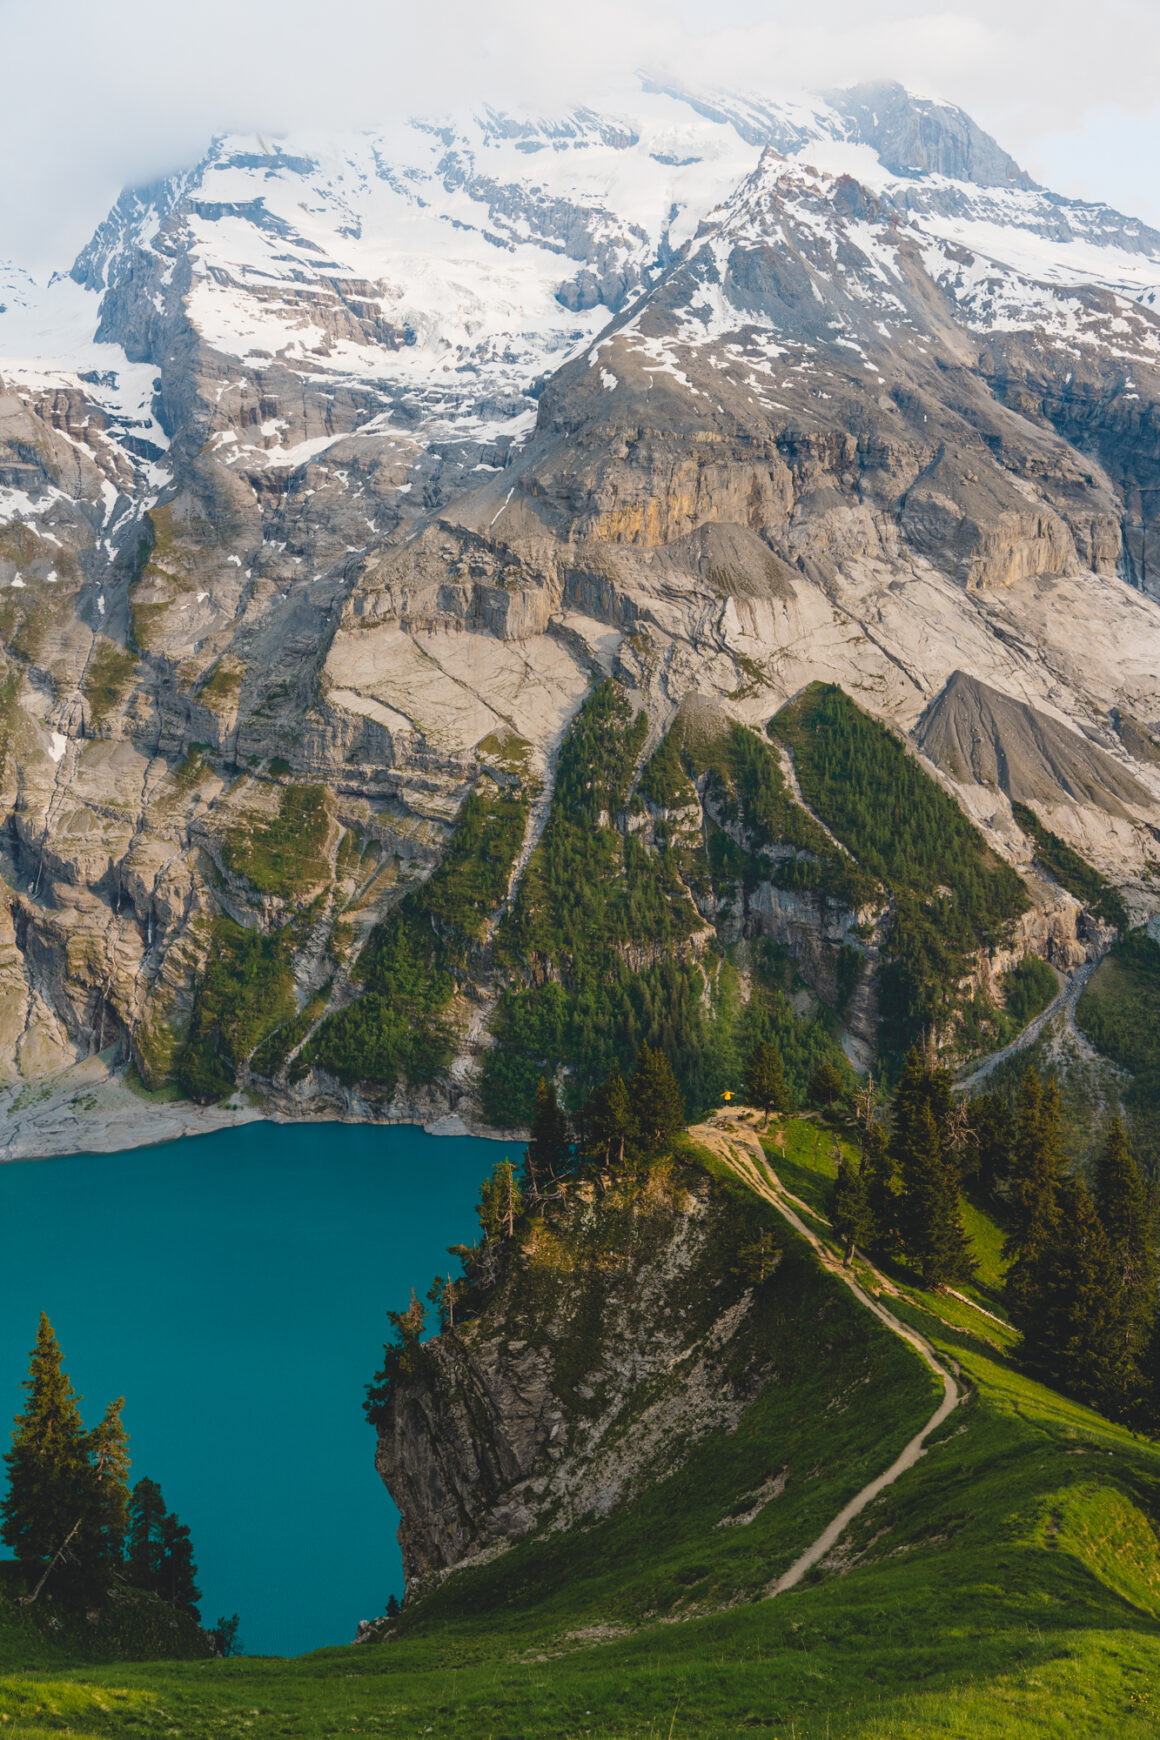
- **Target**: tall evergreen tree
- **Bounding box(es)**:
[1,1315,91,1579]
[744,1040,790,1128]
[808,1061,845,1110]
[895,1101,974,1288]
[831,1157,875,1264]
[477,1158,522,1241]
[968,1090,1016,1194]
[126,1477,167,1592]
[891,1045,955,1163]
[158,1511,201,1618]
[583,1066,636,1173]
[1095,1118,1157,1298]
[1094,1117,1157,1381]
[860,1119,898,1257]
[1021,1175,1133,1413]
[631,1044,684,1156]
[1004,1068,1064,1331]
[522,1078,570,1193]
[82,1397,131,1581]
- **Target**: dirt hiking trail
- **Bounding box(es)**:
[689,1112,961,1597]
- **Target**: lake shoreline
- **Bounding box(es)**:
[0,1050,520,1164]
[0,1118,497,1653]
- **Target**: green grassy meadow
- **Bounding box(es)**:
[5,1117,1160,1738]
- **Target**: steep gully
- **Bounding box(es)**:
[689,1112,962,1597]
[953,954,1105,1094]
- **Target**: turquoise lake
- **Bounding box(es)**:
[0,1121,499,1657]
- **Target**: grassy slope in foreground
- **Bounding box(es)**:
[7,1122,1160,1738]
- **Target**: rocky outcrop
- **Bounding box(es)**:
[375,1164,785,1591]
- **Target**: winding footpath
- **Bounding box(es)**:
[689,1114,961,1598]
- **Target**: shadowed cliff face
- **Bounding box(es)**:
[373,1162,786,1592]
[1,83,1160,1136]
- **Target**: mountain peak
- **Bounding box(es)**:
[829,80,1035,190]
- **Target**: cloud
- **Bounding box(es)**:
[2,0,1160,269]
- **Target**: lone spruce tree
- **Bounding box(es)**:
[583,1066,637,1174]
[1,1314,91,1580]
[127,1477,167,1592]
[1004,1069,1063,1332]
[831,1157,875,1265]
[158,1511,201,1617]
[1095,1117,1157,1386]
[477,1158,522,1241]
[82,1397,131,1583]
[1021,1176,1132,1412]
[860,1119,897,1257]
[1095,1118,1157,1299]
[744,1041,790,1128]
[896,1101,974,1288]
[631,1044,684,1157]
[808,1061,845,1110]
[968,1090,1016,1194]
[522,1078,570,1194]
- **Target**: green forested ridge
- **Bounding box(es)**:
[249,982,332,1080]
[772,683,1031,1060]
[690,718,876,911]
[481,688,860,1125]
[307,780,530,1093]
[1012,800,1130,929]
[495,680,669,966]
[636,724,698,810]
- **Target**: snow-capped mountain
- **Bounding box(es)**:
[2,77,1160,1145]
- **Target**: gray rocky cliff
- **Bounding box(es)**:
[373,1162,785,1593]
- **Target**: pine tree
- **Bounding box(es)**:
[891,1045,955,1163]
[1021,1175,1133,1413]
[631,1044,685,1156]
[476,1158,522,1242]
[158,1511,201,1617]
[808,1061,845,1109]
[831,1157,875,1264]
[522,1078,570,1193]
[1004,1068,1063,1331]
[896,1101,974,1288]
[1095,1119,1157,1297]
[385,1594,400,1620]
[744,1040,790,1128]
[1094,1117,1157,1384]
[860,1119,897,1256]
[1,1314,91,1579]
[968,1090,1016,1194]
[127,1477,167,1592]
[211,1613,242,1656]
[82,1397,131,1581]
[583,1066,636,1174]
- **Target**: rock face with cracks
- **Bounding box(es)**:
[373,1165,782,1592]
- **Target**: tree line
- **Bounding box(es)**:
[829,1049,1160,1429]
[1,1314,240,1650]
[366,1037,848,1428]
[365,1043,691,1426]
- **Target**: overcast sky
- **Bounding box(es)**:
[3,0,1160,271]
